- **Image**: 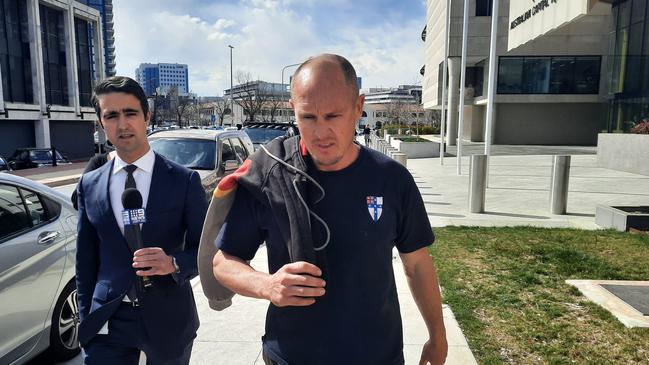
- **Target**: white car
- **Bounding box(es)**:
[148,129,254,200]
[0,174,79,364]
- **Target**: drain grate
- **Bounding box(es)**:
[600,285,649,316]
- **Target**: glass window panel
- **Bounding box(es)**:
[476,0,493,17]
[625,22,644,93]
[550,57,576,94]
[0,184,30,239]
[574,57,601,94]
[497,57,523,94]
[618,0,631,30]
[631,0,646,25]
[522,57,551,93]
[20,189,46,226]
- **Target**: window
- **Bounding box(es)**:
[40,5,69,106]
[220,139,236,163]
[0,0,33,103]
[498,56,601,94]
[75,18,93,107]
[498,57,523,94]
[0,184,30,240]
[230,138,248,161]
[20,188,46,226]
[476,0,493,17]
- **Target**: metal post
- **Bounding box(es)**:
[228,45,234,126]
[484,0,500,168]
[469,154,487,213]
[457,0,469,175]
[440,0,451,166]
[550,155,571,215]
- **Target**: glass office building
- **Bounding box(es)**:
[607,0,649,133]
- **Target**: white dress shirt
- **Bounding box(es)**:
[109,149,155,234]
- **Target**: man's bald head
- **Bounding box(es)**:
[290,54,359,102]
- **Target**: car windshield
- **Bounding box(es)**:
[29,150,65,161]
[149,138,215,170]
[244,127,287,144]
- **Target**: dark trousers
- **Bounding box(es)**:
[82,303,193,365]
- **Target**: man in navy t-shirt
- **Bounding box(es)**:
[213,54,447,365]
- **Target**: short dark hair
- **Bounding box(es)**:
[291,54,359,99]
[91,76,149,120]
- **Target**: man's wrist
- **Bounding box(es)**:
[170,255,181,274]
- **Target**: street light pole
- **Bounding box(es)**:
[228,45,234,126]
[281,62,301,95]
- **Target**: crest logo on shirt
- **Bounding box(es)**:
[366,196,383,222]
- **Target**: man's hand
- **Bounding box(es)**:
[133,247,175,276]
[262,261,325,307]
[419,334,448,365]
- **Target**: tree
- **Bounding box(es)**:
[263,96,284,122]
[213,98,230,126]
[167,86,192,127]
[232,71,266,124]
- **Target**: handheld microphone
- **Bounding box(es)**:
[121,188,152,288]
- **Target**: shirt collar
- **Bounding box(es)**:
[112,149,155,175]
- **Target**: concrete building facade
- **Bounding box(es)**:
[0,0,106,160]
[423,0,614,146]
[362,85,428,128]
[136,63,189,96]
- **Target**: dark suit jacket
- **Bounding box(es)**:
[75,152,207,356]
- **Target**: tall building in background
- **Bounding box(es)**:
[0,0,106,160]
[77,0,115,77]
[136,63,189,96]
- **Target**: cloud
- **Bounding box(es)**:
[113,0,425,95]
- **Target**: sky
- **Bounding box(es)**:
[113,0,427,96]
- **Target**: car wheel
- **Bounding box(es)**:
[48,280,81,360]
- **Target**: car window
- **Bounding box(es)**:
[19,151,29,160]
[221,139,236,162]
[244,127,287,144]
[0,184,30,240]
[19,188,48,226]
[149,138,216,170]
[230,138,248,161]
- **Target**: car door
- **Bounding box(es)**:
[229,137,249,163]
[0,184,67,363]
[218,138,239,178]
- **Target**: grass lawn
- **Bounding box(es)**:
[429,227,649,364]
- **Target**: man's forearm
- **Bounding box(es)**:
[213,251,270,300]
[402,249,446,338]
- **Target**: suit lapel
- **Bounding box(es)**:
[97,159,120,231]
[141,153,171,242]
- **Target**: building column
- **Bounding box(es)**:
[27,0,50,148]
[447,57,461,146]
[94,17,105,80]
[64,2,81,114]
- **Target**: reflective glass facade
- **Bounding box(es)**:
[40,4,69,106]
[608,0,649,133]
[0,0,32,103]
[498,56,600,95]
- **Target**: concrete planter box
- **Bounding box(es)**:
[597,134,649,176]
[390,137,439,158]
[596,205,649,231]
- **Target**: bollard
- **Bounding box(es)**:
[393,152,407,167]
[468,154,487,213]
[550,155,571,215]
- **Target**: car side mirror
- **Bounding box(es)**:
[222,160,238,172]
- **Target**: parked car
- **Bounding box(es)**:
[148,129,254,200]
[8,148,71,170]
[0,174,79,364]
[0,155,11,172]
[243,122,299,151]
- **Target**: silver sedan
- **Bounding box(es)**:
[0,173,79,364]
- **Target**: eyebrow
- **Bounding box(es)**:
[102,108,141,117]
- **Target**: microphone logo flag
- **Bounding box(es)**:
[122,208,146,225]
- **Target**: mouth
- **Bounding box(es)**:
[314,141,335,150]
[118,133,135,140]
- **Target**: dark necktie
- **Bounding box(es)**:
[123,165,143,302]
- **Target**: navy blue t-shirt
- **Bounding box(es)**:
[217,146,434,365]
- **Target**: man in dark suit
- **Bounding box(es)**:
[76,76,207,364]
